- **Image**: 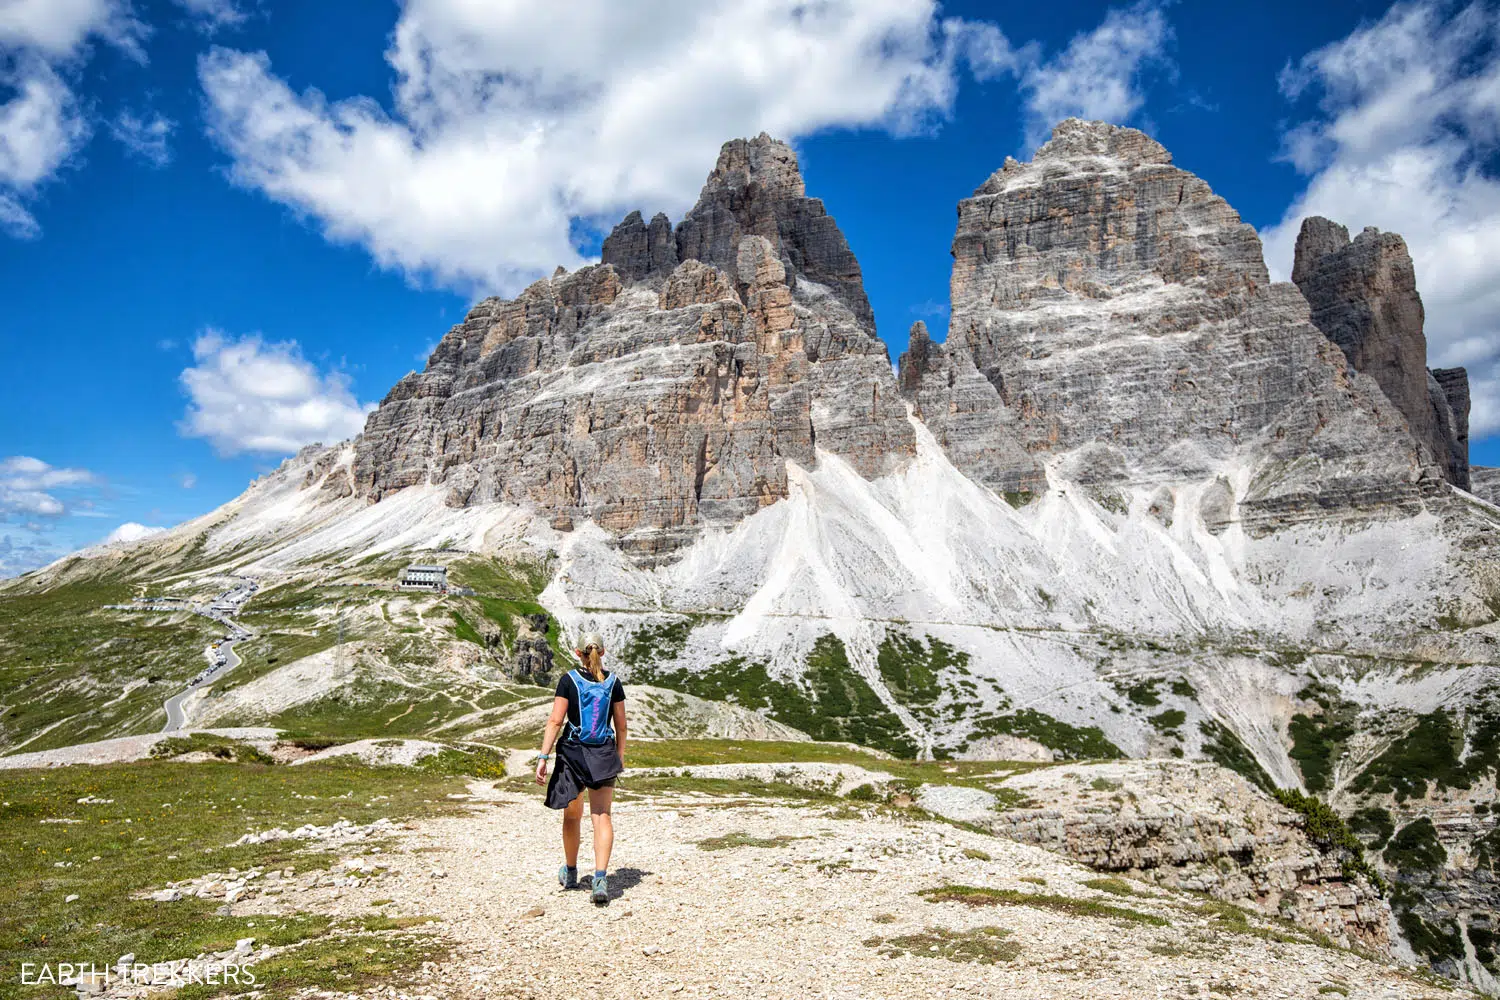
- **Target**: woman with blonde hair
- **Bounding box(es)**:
[535,631,627,905]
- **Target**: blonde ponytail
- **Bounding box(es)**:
[583,645,605,682]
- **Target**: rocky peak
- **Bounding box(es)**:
[673,134,876,332]
[1292,216,1469,488]
[700,132,807,200]
[905,120,1427,524]
[352,134,911,563]
[600,209,677,284]
[974,118,1174,198]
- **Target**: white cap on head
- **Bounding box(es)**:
[578,631,605,652]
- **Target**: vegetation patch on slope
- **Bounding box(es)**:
[1350,708,1499,802]
[965,709,1122,760]
[1198,719,1275,794]
[0,758,474,1000]
[1287,683,1358,794]
[918,885,1167,926]
[630,635,917,757]
[876,631,967,708]
[0,580,224,754]
[1382,818,1446,873]
[864,925,1020,965]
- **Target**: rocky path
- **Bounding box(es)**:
[233,781,1464,1000]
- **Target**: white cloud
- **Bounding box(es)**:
[0,531,61,576]
[0,454,96,523]
[0,0,144,59]
[1260,1,1500,436]
[1017,1,1173,149]
[171,0,248,32]
[109,108,174,167]
[102,521,165,545]
[0,0,145,235]
[0,61,87,236]
[178,329,376,456]
[198,0,1012,296]
[179,472,197,489]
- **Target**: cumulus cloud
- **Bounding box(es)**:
[197,0,1024,296]
[102,521,166,544]
[171,0,248,32]
[109,108,174,167]
[178,329,375,456]
[198,3,1177,296]
[1260,1,1500,436]
[0,455,101,575]
[0,0,145,235]
[0,532,60,576]
[0,455,95,517]
[1017,1,1173,149]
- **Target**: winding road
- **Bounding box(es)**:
[152,578,258,733]
[161,638,243,732]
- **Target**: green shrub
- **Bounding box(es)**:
[1347,806,1394,851]
[1199,719,1275,794]
[1149,709,1186,733]
[1383,818,1446,873]
[1273,788,1384,891]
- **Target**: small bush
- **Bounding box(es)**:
[1383,818,1446,873]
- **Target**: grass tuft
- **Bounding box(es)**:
[917,885,1168,926]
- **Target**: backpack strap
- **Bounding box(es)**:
[563,669,584,740]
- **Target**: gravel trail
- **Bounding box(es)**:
[242,781,1461,1000]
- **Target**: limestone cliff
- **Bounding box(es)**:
[901,120,1435,529]
[353,135,912,562]
[1292,217,1471,490]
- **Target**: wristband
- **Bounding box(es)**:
[536,754,552,761]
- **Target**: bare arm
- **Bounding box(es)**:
[535,696,569,785]
[612,700,627,764]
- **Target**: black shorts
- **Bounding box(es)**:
[544,738,623,809]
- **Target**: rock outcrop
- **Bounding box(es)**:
[507,613,554,686]
[1292,218,1470,489]
[1472,466,1500,504]
[979,761,1390,952]
[353,134,912,562]
[901,120,1433,528]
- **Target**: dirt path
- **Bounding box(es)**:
[254,782,1454,1000]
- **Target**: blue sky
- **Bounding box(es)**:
[2,0,1498,575]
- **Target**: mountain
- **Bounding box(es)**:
[6,120,1499,991]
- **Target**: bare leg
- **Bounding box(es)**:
[562,792,584,867]
[588,785,615,872]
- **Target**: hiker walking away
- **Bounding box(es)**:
[535,631,627,905]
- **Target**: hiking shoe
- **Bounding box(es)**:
[591,874,609,905]
[558,865,578,890]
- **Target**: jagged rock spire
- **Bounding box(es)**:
[1293,217,1470,489]
[673,134,876,333]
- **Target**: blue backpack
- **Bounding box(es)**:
[567,669,618,745]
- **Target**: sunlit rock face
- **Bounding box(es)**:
[1293,216,1471,490]
[904,118,1436,529]
[353,134,913,563]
